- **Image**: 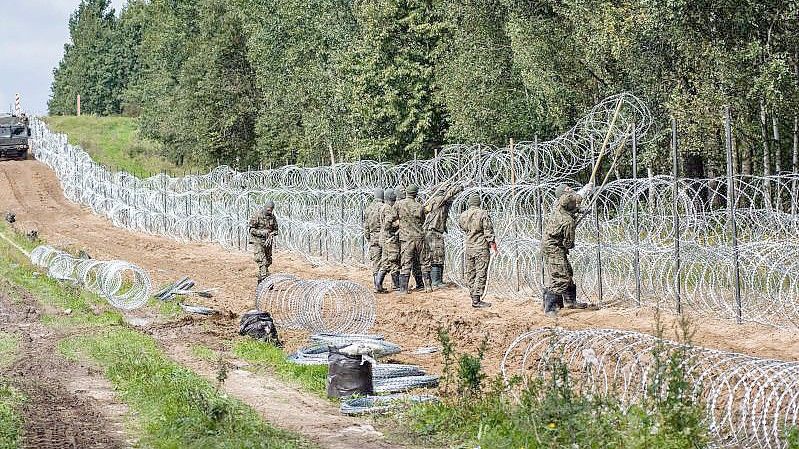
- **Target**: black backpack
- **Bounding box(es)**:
[238,310,281,347]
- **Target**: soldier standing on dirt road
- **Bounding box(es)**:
[395,184,431,294]
[364,188,388,293]
[423,183,464,289]
[541,183,594,317]
[458,193,496,308]
[249,200,278,285]
[381,189,401,291]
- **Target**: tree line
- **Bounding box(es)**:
[49,0,798,180]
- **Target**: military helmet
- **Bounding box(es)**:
[468,193,481,206]
[555,183,572,198]
[385,189,397,202]
[373,188,384,200]
[264,200,275,210]
[406,184,419,196]
[395,186,406,200]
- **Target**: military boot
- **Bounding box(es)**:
[413,272,425,292]
[543,290,562,317]
[374,271,389,294]
[396,274,410,295]
[431,264,444,289]
[563,284,589,309]
[422,272,433,293]
[471,295,491,308]
[391,272,400,291]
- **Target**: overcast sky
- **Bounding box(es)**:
[0,0,126,116]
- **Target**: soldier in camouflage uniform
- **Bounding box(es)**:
[458,193,496,308]
[541,182,593,317]
[381,189,401,291]
[364,188,388,293]
[423,183,464,288]
[249,200,278,285]
[395,184,431,293]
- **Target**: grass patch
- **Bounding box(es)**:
[59,328,314,449]
[0,381,24,449]
[42,116,201,177]
[0,333,19,369]
[233,339,328,397]
[191,344,218,363]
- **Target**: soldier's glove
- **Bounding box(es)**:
[461,178,475,188]
[577,182,594,199]
[251,229,270,238]
[489,241,499,255]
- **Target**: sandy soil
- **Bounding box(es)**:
[0,160,797,378]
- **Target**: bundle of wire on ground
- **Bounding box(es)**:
[256,273,375,334]
[28,245,151,310]
[288,333,439,395]
[501,327,799,449]
[339,394,439,416]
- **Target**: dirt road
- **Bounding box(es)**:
[0,160,797,374]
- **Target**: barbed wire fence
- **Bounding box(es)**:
[502,327,799,449]
[30,95,799,329]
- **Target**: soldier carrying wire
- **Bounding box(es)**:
[541,182,594,317]
[249,200,278,285]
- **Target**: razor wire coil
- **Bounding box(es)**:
[501,327,799,449]
[29,245,151,310]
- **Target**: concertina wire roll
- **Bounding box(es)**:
[502,327,799,449]
[29,92,799,328]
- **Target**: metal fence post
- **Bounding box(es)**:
[510,138,520,292]
[534,135,544,289]
[632,124,642,307]
[672,117,682,314]
[591,136,603,304]
[725,106,742,324]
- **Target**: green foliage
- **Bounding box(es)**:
[400,333,710,448]
[42,116,188,176]
[233,339,328,397]
[49,0,799,175]
[0,381,24,449]
[59,329,313,448]
[0,333,18,369]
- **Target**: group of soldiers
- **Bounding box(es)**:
[248,178,596,316]
[364,183,495,308]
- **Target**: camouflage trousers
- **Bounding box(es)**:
[464,248,490,297]
[400,238,430,276]
[381,239,400,274]
[424,230,445,265]
[253,242,273,279]
[544,249,573,294]
[368,237,383,274]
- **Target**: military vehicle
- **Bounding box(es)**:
[0,114,30,160]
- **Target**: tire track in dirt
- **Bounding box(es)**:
[0,290,133,448]
[0,160,797,377]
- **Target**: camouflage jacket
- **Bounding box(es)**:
[458,206,495,251]
[541,194,577,254]
[424,184,463,233]
[395,197,426,241]
[249,209,278,243]
[363,200,384,242]
[382,203,399,244]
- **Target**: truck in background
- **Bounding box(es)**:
[0,114,31,160]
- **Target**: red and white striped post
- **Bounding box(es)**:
[14,93,21,116]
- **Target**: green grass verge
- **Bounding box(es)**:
[0,226,123,328]
[42,116,197,177]
[0,333,18,369]
[0,381,24,449]
[60,328,314,449]
[191,344,219,363]
[233,340,328,398]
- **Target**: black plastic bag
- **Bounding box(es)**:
[238,310,281,347]
[327,346,373,398]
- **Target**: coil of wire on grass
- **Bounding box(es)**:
[501,327,799,449]
[340,394,439,416]
[29,245,151,310]
[256,273,375,334]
